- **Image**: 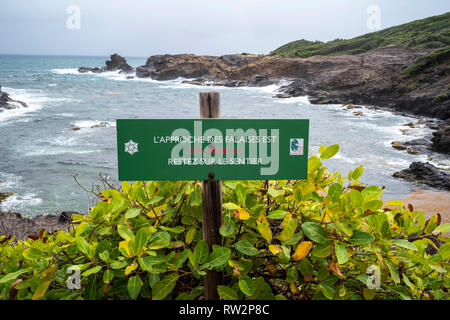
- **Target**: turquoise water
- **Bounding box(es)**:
[0,55,444,216]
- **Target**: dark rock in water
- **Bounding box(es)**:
[78,67,103,73]
[277,79,308,97]
[105,53,133,73]
[404,136,433,154]
[393,162,450,190]
[78,54,134,74]
[392,141,407,150]
[244,74,279,87]
[0,211,79,241]
[0,88,28,112]
[431,125,450,154]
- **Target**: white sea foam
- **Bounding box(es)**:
[0,87,80,124]
[56,113,74,117]
[51,68,79,75]
[0,193,43,212]
[22,148,99,157]
[273,96,310,104]
[71,120,116,128]
[0,172,21,190]
[0,87,44,123]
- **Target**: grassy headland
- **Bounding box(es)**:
[270,12,450,58]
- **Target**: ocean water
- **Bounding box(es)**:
[0,55,447,217]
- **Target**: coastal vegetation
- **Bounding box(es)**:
[0,145,448,300]
[270,12,450,58]
[404,46,450,77]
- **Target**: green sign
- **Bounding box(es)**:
[116,119,309,181]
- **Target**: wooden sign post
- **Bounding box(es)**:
[199,92,222,300]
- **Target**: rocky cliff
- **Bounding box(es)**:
[134,46,450,120]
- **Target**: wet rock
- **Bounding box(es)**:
[393,162,450,190]
[404,136,433,154]
[78,54,134,74]
[68,127,81,131]
[0,89,28,112]
[344,104,361,109]
[407,148,420,155]
[105,53,133,73]
[403,122,417,128]
[392,141,407,150]
[273,93,291,99]
[431,125,450,154]
[0,211,79,241]
[353,111,364,116]
[78,67,103,73]
[244,74,280,87]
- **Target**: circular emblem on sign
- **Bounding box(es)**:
[124,140,138,155]
[290,139,299,152]
[290,138,303,155]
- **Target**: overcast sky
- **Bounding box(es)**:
[0,0,448,57]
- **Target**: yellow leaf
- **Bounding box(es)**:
[292,241,312,261]
[323,209,333,223]
[268,244,281,255]
[119,240,132,257]
[257,214,272,242]
[290,282,299,295]
[125,262,138,276]
[147,204,167,218]
[185,228,196,245]
[32,280,51,300]
[238,208,250,220]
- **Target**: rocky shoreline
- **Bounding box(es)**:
[0,211,75,241]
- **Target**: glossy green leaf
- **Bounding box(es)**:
[235,240,259,256]
[152,273,178,300]
[349,231,375,245]
[127,276,142,300]
[302,222,329,244]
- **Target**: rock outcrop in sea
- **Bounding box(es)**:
[78,53,133,74]
[393,162,450,190]
[0,88,28,112]
[431,121,450,154]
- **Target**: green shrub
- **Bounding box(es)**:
[404,47,450,77]
[0,145,448,300]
